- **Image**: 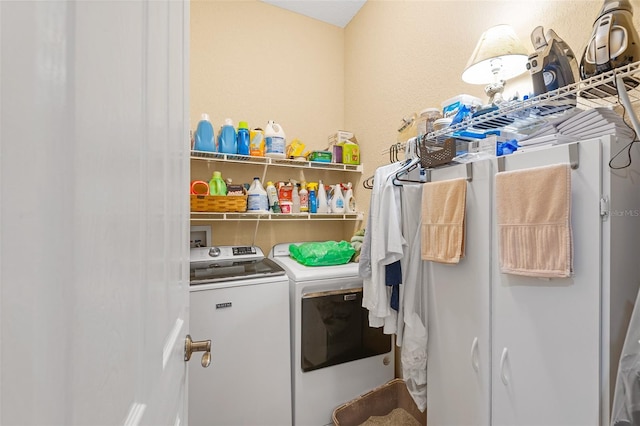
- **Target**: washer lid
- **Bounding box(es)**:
[190,257,285,285]
[269,242,360,282]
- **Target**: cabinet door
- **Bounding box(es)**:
[491,142,601,425]
[427,160,492,425]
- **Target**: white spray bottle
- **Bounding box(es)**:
[344,182,356,213]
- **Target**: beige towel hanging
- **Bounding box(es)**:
[421,177,467,264]
[496,163,572,278]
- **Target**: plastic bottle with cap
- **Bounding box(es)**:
[194,113,216,152]
[247,177,269,213]
[264,120,286,158]
[417,108,442,141]
[209,171,227,196]
[237,121,250,156]
[265,181,280,213]
[308,183,318,214]
[218,118,238,154]
[317,180,328,213]
[344,182,356,213]
[292,184,301,213]
[299,182,309,213]
[331,183,346,214]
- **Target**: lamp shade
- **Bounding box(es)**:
[462,24,529,84]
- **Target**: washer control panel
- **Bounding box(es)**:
[232,246,257,256]
[191,246,263,263]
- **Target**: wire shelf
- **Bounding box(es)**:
[424,60,640,142]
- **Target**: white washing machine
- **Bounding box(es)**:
[269,243,394,426]
[189,246,292,426]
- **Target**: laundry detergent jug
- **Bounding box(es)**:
[264,120,286,159]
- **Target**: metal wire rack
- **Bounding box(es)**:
[425,60,640,142]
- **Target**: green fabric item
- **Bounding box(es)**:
[289,240,355,267]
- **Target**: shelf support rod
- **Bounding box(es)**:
[615,74,640,138]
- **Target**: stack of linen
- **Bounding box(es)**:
[519,107,635,147]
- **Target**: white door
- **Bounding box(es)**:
[0,1,193,424]
[427,160,492,426]
[491,142,601,425]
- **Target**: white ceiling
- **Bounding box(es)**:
[260,0,366,28]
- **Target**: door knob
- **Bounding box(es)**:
[185,334,211,368]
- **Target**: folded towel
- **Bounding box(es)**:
[421,177,467,263]
[496,163,572,278]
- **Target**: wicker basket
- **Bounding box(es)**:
[190,194,247,212]
[419,136,456,168]
[332,379,426,426]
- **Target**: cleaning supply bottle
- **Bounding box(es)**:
[299,182,309,213]
[247,177,269,213]
[194,113,215,152]
[317,180,328,213]
[292,184,301,213]
[308,183,318,214]
[266,181,280,213]
[237,121,250,156]
[344,182,356,213]
[330,183,346,213]
[264,120,286,158]
[209,171,227,195]
[218,118,237,154]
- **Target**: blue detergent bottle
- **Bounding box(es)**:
[218,118,238,154]
[194,113,215,152]
[237,121,250,156]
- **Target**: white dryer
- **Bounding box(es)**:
[269,242,394,426]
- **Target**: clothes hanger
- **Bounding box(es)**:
[392,138,423,185]
[362,175,374,189]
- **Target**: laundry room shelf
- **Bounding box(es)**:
[191,151,363,173]
[423,60,640,142]
[190,211,364,222]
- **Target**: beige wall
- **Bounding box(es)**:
[191,0,353,251]
[192,0,640,251]
[345,0,640,211]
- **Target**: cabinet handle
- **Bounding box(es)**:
[470,337,479,372]
[500,347,509,385]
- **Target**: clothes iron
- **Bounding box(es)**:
[580,0,640,80]
[526,26,579,96]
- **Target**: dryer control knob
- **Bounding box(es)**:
[208,247,221,257]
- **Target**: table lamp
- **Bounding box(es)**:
[462,24,529,105]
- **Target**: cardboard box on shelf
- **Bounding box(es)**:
[329,130,353,146]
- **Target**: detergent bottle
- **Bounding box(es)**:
[344,182,356,213]
[317,180,328,213]
[209,171,227,195]
[308,183,318,214]
[218,118,237,154]
[237,121,250,156]
[264,120,286,158]
[247,177,269,213]
[266,181,280,213]
[194,113,215,152]
[330,184,346,214]
[292,184,301,213]
[299,182,309,213]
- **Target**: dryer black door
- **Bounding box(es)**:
[300,287,391,372]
